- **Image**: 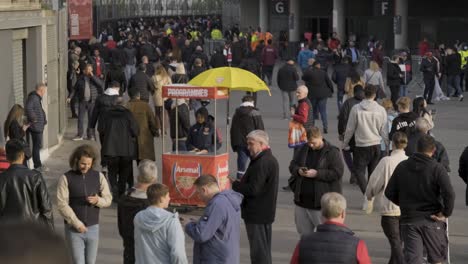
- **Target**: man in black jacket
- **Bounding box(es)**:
[128,63,155,102]
[118,160,156,264]
[288,127,343,235]
[446,48,464,100]
[25,83,48,170]
[406,117,450,172]
[385,134,455,264]
[232,130,279,264]
[230,96,265,179]
[0,139,53,227]
[332,56,352,111]
[277,58,299,119]
[68,64,104,141]
[420,52,438,104]
[337,85,365,184]
[387,55,403,109]
[302,61,334,133]
[99,98,139,198]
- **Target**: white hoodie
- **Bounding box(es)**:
[366,149,408,216]
[344,99,388,147]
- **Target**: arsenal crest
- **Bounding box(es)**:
[216,160,230,190]
[172,161,202,198]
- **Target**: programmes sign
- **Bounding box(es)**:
[68,0,93,40]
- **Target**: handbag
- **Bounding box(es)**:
[288,120,307,148]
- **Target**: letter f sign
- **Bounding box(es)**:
[381,2,388,15]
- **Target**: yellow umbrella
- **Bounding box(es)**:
[188,67,271,95]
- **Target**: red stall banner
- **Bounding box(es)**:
[162,84,229,100]
[162,153,231,207]
[68,0,93,40]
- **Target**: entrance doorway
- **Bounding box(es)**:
[302,17,331,39]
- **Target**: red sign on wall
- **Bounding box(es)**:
[68,0,93,40]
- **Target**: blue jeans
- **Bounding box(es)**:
[399,85,408,97]
[236,146,250,179]
[337,90,344,111]
[281,91,296,118]
[310,97,328,130]
[124,64,136,83]
[447,74,462,96]
[65,224,99,264]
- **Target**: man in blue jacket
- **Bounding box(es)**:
[185,174,243,264]
[297,44,315,72]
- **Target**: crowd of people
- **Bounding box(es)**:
[0,14,467,264]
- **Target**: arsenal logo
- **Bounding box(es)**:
[172,161,201,198]
[216,160,230,190]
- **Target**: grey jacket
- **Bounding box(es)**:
[25,92,47,133]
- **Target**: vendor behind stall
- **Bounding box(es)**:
[186,108,221,154]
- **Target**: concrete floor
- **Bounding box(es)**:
[44,68,468,264]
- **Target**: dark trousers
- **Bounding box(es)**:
[78,100,95,138]
[342,149,354,176]
[235,146,250,179]
[245,223,272,264]
[401,220,448,264]
[310,97,328,130]
[28,130,43,168]
[123,238,135,264]
[423,77,435,103]
[353,145,381,193]
[262,65,274,85]
[389,85,400,110]
[381,216,404,264]
[107,156,133,197]
[447,74,463,96]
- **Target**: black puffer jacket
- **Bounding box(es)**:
[99,105,139,158]
[71,75,104,102]
[302,67,334,99]
[128,70,155,101]
[0,164,53,228]
[117,188,149,241]
[25,92,47,133]
[230,105,264,150]
[277,63,299,92]
[288,140,344,209]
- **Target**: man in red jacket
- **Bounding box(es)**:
[290,192,371,264]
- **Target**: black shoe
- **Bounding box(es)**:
[323,128,328,134]
[282,185,291,191]
[427,102,434,105]
[71,115,78,119]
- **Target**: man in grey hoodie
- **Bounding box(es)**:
[134,184,187,264]
[343,85,388,208]
[185,175,243,264]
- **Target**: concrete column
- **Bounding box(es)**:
[394,0,408,49]
[332,0,345,42]
[289,0,300,42]
[259,0,268,31]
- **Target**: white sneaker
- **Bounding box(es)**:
[460,95,464,101]
[72,136,83,141]
[362,195,369,211]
